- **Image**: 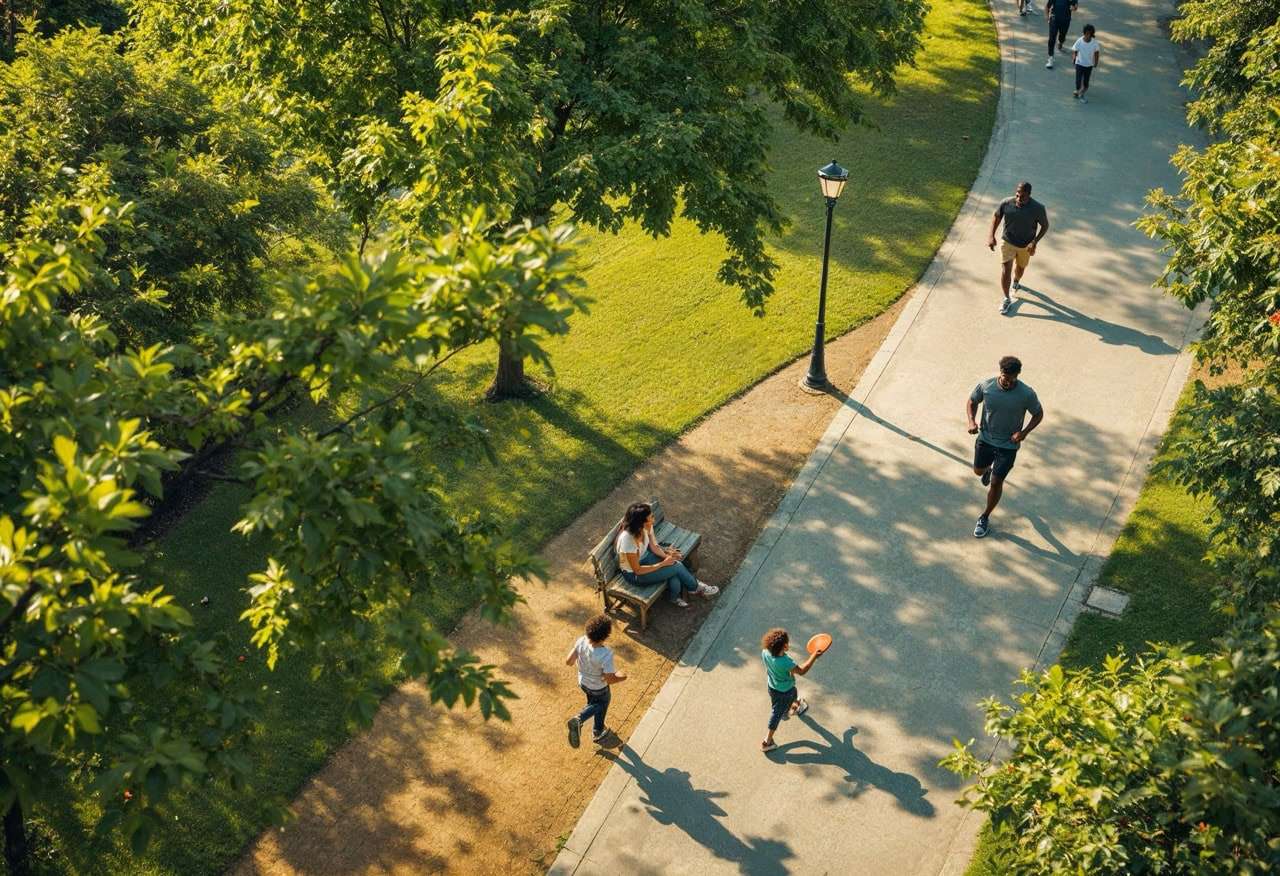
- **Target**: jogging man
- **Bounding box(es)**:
[986,181,1049,315]
[967,356,1044,538]
[1044,0,1078,68]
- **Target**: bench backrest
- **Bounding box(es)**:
[588,498,664,589]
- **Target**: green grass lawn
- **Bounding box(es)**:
[25,2,999,873]
[963,384,1229,875]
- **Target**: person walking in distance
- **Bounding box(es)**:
[565,614,626,747]
[1044,0,1078,68]
[1072,24,1102,102]
[987,181,1049,315]
[967,356,1044,538]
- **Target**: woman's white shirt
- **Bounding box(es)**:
[616,528,652,564]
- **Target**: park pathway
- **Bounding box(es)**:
[551,0,1201,873]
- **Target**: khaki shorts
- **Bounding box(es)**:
[1001,241,1032,268]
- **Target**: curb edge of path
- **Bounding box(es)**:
[549,3,1015,870]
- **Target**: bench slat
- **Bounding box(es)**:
[606,575,665,606]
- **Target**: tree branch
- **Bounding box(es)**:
[316,343,474,440]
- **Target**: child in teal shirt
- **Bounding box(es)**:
[760,628,823,752]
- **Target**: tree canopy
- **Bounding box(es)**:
[1,178,580,874]
[0,25,325,347]
[134,0,927,394]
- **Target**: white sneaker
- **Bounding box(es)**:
[1046,57,1054,69]
[673,597,689,608]
[696,582,720,597]
[1000,297,1012,314]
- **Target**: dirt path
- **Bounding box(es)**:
[232,296,908,876]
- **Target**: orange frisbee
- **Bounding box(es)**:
[806,633,833,655]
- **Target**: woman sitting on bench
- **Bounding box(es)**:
[617,502,719,608]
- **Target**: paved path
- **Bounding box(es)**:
[551,1,1200,873]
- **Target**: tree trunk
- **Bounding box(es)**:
[4,802,31,876]
[485,334,531,401]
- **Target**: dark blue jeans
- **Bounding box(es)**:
[576,684,611,736]
[621,550,698,602]
[767,685,798,731]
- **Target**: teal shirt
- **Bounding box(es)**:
[761,649,797,691]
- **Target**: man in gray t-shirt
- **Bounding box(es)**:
[986,181,1050,315]
[966,355,1045,538]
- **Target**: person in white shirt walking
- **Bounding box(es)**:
[565,614,627,747]
[1072,24,1102,102]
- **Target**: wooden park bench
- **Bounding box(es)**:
[587,499,702,631]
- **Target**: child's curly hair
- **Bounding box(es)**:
[761,628,789,656]
[585,614,613,643]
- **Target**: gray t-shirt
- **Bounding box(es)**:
[970,378,1042,450]
[996,196,1048,247]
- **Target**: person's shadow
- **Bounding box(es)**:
[608,745,797,875]
[1011,286,1178,355]
[772,716,936,817]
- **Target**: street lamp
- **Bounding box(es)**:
[803,159,849,391]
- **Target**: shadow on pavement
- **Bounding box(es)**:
[771,716,936,817]
[1011,286,1179,354]
[603,744,797,876]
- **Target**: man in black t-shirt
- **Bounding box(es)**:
[1044,0,1078,68]
[986,181,1050,315]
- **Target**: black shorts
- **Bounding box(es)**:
[974,438,1018,479]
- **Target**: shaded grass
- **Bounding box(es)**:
[25,2,999,874]
[963,380,1229,875]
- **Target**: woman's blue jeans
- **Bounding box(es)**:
[621,550,697,602]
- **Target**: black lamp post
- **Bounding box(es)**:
[803,159,850,391]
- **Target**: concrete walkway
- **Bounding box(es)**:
[551,1,1200,873]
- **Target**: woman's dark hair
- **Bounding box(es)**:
[623,502,651,536]
[761,628,789,656]
[585,614,612,643]
[998,355,1022,375]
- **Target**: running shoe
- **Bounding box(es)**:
[974,516,990,538]
[567,717,581,748]
[1000,297,1012,315]
[982,467,992,487]
[1046,57,1054,69]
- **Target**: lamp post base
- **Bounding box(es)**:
[799,373,831,394]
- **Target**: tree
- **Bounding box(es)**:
[1,173,581,872]
[0,25,324,347]
[134,0,927,397]
[1137,0,1280,611]
[941,608,1280,874]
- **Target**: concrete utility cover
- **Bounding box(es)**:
[1085,586,1131,617]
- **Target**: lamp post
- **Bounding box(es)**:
[802,159,849,391]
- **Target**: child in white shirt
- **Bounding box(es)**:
[1072,24,1102,103]
[565,614,626,746]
